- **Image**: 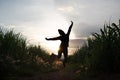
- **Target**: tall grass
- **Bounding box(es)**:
[0,27,27,62]
[70,20,120,74]
[28,45,49,63]
[0,26,50,79]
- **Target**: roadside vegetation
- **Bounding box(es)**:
[0,20,120,80]
[69,20,120,79]
[0,27,53,80]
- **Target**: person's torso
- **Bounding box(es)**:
[60,34,69,47]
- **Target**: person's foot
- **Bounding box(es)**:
[63,61,66,67]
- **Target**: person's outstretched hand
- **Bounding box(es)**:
[71,21,73,24]
[45,38,49,40]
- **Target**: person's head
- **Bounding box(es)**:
[58,29,65,36]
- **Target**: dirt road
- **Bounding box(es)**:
[22,69,74,80]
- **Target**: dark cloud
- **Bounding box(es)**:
[72,22,101,38]
[69,39,86,48]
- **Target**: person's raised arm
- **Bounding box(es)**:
[67,21,73,36]
[45,36,60,41]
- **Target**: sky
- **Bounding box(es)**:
[0,0,120,54]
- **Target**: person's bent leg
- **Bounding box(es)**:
[63,48,68,67]
[58,49,62,59]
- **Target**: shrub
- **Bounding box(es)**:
[0,26,50,79]
[71,20,120,73]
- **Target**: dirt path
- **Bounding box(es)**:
[19,64,120,80]
[22,69,74,80]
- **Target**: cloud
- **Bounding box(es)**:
[0,0,120,40]
[0,0,120,54]
[57,6,74,12]
[0,0,60,44]
[54,0,120,38]
[0,0,54,24]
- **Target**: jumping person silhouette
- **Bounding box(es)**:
[45,21,73,67]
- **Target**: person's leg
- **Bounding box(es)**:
[63,48,68,67]
[58,49,62,59]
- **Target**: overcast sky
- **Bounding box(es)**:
[0,0,120,53]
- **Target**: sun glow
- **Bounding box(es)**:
[44,32,76,55]
[45,41,60,55]
[23,10,76,55]
[24,18,76,55]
